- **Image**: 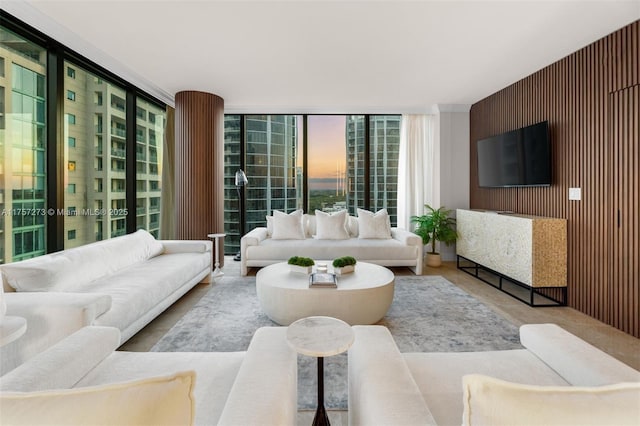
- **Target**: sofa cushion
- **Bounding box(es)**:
[347,216,359,237]
[266,215,274,236]
[219,327,298,426]
[304,214,316,237]
[76,351,244,426]
[85,252,210,332]
[0,326,121,392]
[314,210,350,240]
[249,237,417,263]
[520,323,640,385]
[0,371,196,426]
[403,349,569,426]
[357,208,391,239]
[349,326,437,425]
[462,374,640,426]
[1,230,164,292]
[271,210,305,240]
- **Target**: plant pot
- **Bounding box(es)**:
[334,265,355,275]
[289,264,313,274]
[425,253,442,267]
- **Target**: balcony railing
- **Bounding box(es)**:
[111,128,126,138]
[111,148,126,158]
[111,229,126,238]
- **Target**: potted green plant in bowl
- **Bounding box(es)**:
[332,256,357,275]
[287,256,315,274]
[410,204,458,267]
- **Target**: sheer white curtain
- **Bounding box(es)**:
[397,114,435,230]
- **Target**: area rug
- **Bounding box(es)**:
[151,274,521,409]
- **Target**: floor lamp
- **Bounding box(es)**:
[233,169,248,261]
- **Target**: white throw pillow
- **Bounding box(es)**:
[271,210,306,240]
[2,229,165,292]
[314,210,350,240]
[266,215,274,236]
[462,374,640,426]
[303,214,316,237]
[357,208,391,239]
[347,216,359,237]
[1,254,73,292]
[0,371,196,426]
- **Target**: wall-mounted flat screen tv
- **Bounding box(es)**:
[477,121,551,188]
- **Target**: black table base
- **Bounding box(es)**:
[312,356,330,426]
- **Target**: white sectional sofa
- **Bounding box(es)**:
[0,230,212,375]
[349,323,640,426]
[241,212,423,276]
[0,326,298,425]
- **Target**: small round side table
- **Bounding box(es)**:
[286,316,354,426]
[207,233,226,279]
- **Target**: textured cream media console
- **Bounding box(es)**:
[456,209,567,305]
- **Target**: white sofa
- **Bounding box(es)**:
[0,326,298,425]
[349,323,640,426]
[0,230,212,375]
[240,213,423,276]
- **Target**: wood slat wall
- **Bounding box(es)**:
[174,91,225,261]
[469,21,639,337]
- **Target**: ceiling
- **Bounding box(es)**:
[5,0,640,113]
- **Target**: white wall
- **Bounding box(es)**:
[433,105,470,261]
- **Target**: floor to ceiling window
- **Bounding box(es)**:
[0,14,167,264]
[135,98,164,238]
[223,114,400,251]
[63,62,128,247]
[307,115,351,213]
[224,115,303,254]
[223,115,241,254]
[369,115,400,223]
[0,26,47,262]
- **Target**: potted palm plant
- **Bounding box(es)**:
[410,204,458,267]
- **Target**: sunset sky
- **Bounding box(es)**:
[307,115,346,181]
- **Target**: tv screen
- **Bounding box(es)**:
[477,121,551,188]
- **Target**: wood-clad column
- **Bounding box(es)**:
[175,91,225,262]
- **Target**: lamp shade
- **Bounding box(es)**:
[235,169,248,187]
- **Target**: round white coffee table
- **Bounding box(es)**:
[256,261,394,325]
[287,316,354,426]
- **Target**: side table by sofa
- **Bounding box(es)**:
[207,233,226,279]
[286,316,354,426]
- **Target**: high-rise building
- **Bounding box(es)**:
[0,26,164,263]
[345,115,400,225]
[63,64,164,249]
[0,29,47,263]
[134,99,164,238]
[223,115,300,254]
